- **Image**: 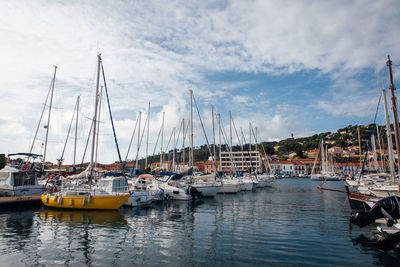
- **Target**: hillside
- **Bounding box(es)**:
[134,124,389,169]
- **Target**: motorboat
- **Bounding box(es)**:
[0,153,45,204]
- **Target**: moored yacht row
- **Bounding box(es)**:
[0,153,275,209]
[40,171,275,209]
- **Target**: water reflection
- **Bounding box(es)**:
[1,180,400,266]
[0,207,35,251]
[351,233,400,265]
[40,208,127,226]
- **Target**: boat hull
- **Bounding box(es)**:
[158,183,191,200]
[239,182,253,191]
[256,176,275,187]
[124,191,154,207]
[218,182,240,194]
[194,184,222,197]
[41,194,130,210]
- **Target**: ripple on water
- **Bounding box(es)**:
[1,180,400,266]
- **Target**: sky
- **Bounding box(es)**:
[0,0,399,165]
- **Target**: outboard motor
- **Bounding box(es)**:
[350,196,400,228]
[187,185,203,200]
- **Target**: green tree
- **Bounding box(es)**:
[261,144,275,155]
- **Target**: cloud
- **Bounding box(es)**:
[315,93,381,117]
[0,0,398,163]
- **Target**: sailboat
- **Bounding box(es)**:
[184,90,222,197]
[0,67,59,204]
[41,54,130,210]
[310,140,340,181]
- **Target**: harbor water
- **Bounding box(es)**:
[1,179,399,266]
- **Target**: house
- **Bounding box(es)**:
[269,160,294,175]
[150,161,170,172]
[194,161,205,173]
[305,148,319,159]
[291,159,319,175]
[328,146,344,156]
[204,159,220,174]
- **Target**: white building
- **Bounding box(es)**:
[220,150,262,172]
[269,160,295,175]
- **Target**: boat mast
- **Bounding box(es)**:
[95,85,103,171]
[249,122,252,152]
[218,113,222,172]
[376,125,384,172]
[357,126,362,168]
[145,102,150,170]
[212,105,216,170]
[73,96,80,169]
[182,118,185,170]
[387,55,400,176]
[136,112,141,173]
[255,127,260,172]
[321,140,325,173]
[42,65,57,172]
[89,55,101,180]
[189,89,193,169]
[160,112,164,173]
[382,88,396,182]
[229,111,232,149]
[371,134,379,172]
[172,127,176,172]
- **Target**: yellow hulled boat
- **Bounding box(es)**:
[41,191,130,210]
[40,54,131,211]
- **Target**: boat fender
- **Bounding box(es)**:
[89,195,92,204]
[69,199,73,206]
[83,197,87,207]
[45,196,49,203]
[58,196,63,205]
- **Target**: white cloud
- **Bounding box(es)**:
[315,93,381,117]
[0,0,398,163]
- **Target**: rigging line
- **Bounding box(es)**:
[220,122,239,175]
[29,75,54,155]
[136,112,149,161]
[124,113,139,165]
[164,128,174,154]
[58,100,78,169]
[184,121,190,145]
[174,119,183,149]
[101,62,124,173]
[231,117,243,147]
[358,94,382,182]
[192,94,218,178]
[166,128,175,171]
[170,121,183,172]
[250,125,270,173]
[83,115,105,123]
[80,116,94,168]
[376,120,385,171]
[148,122,163,169]
[240,127,258,176]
